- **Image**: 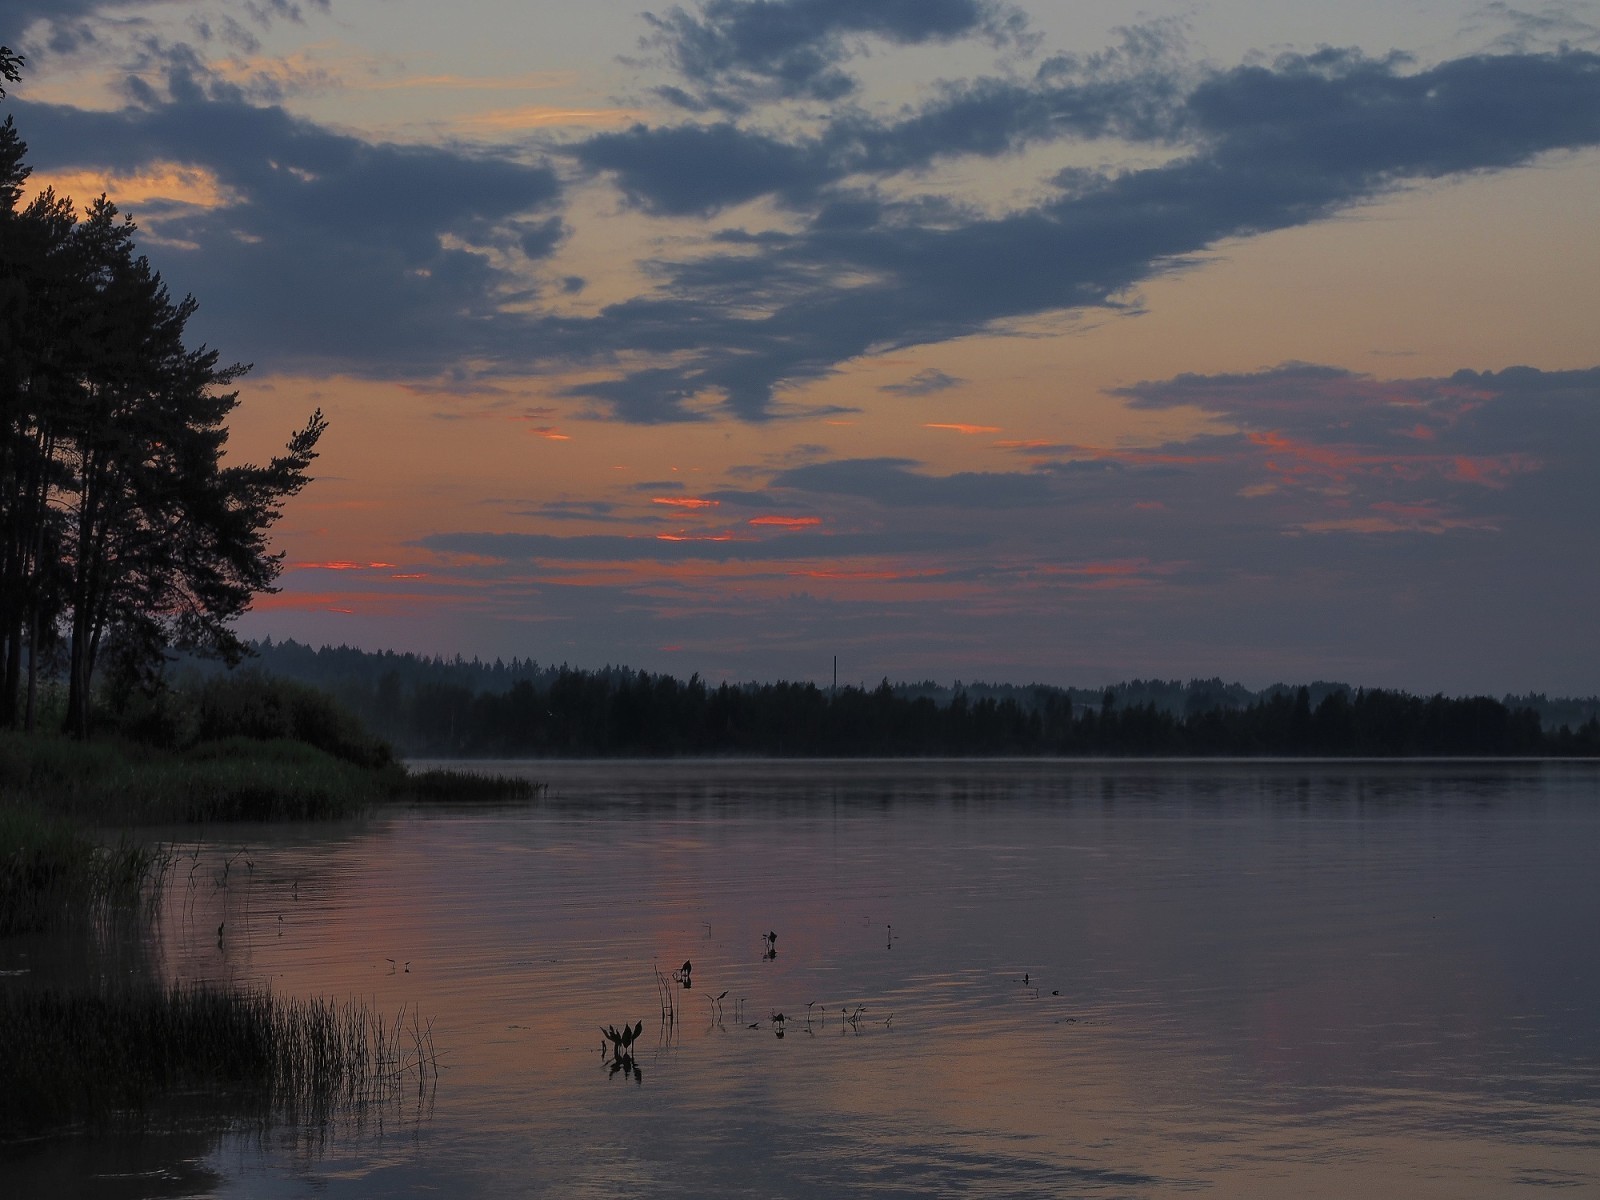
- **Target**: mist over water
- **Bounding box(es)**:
[8,760,1599,1197]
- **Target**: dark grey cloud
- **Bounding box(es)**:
[3,0,325,55]
[770,457,1054,508]
[518,216,567,259]
[10,82,563,373]
[365,361,1600,691]
[3,1,142,51]
[1063,364,1600,543]
[559,47,1600,420]
[701,488,785,509]
[577,28,1187,219]
[416,527,986,563]
[573,122,825,216]
[640,0,1032,113]
[512,501,624,523]
[12,20,1600,424]
[1468,2,1600,53]
[881,368,962,396]
[1118,362,1600,464]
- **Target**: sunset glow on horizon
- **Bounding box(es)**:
[7,0,1597,692]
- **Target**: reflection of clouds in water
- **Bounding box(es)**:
[73,763,1600,1195]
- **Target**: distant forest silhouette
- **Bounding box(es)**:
[222,640,1600,758]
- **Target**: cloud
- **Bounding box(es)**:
[1467,1,1600,53]
[4,0,328,56]
[9,82,563,373]
[513,501,625,523]
[882,368,962,396]
[573,122,826,216]
[265,362,1598,690]
[769,457,1053,507]
[576,28,1188,220]
[416,527,986,563]
[12,14,1600,429]
[448,105,643,136]
[1090,364,1600,536]
[639,0,1033,112]
[3,1,146,53]
[557,46,1600,421]
[1116,362,1600,463]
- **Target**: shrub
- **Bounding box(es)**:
[191,672,395,768]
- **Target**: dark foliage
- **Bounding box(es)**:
[0,76,324,737]
[0,982,432,1135]
[227,642,1599,758]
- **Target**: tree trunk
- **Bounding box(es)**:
[22,606,39,731]
[0,626,18,727]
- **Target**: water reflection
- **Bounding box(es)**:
[5,760,1599,1196]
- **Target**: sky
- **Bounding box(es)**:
[4,0,1599,694]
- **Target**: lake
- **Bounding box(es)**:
[5,759,1599,1197]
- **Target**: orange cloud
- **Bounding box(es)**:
[452,105,643,134]
[652,497,721,509]
[1371,500,1447,520]
[364,70,579,92]
[996,440,1224,466]
[1448,455,1539,486]
[1296,515,1496,534]
[1294,499,1499,535]
[1030,558,1181,589]
[1074,560,1147,576]
[1248,431,1539,488]
[291,561,398,571]
[655,531,735,542]
[749,515,822,527]
[789,567,944,581]
[23,164,238,210]
[1080,446,1226,465]
[924,423,1002,435]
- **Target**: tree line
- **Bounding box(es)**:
[215,640,1600,758]
[0,57,324,735]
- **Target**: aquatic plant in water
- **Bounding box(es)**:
[0,983,438,1135]
[0,805,169,934]
[600,1020,645,1084]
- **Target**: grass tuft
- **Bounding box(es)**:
[0,730,395,824]
[392,768,543,802]
[0,983,436,1135]
[0,806,168,935]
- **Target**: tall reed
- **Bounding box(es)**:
[0,805,168,934]
[392,768,543,802]
[0,983,436,1134]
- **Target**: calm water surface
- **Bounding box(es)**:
[6,760,1600,1197]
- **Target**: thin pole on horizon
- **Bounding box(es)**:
[832,656,837,698]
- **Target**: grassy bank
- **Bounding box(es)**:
[0,982,436,1135]
[0,675,466,1142]
[0,806,165,935]
[1,730,539,820]
[392,765,544,803]
[0,729,537,928]
[0,731,390,824]
[1,674,538,934]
